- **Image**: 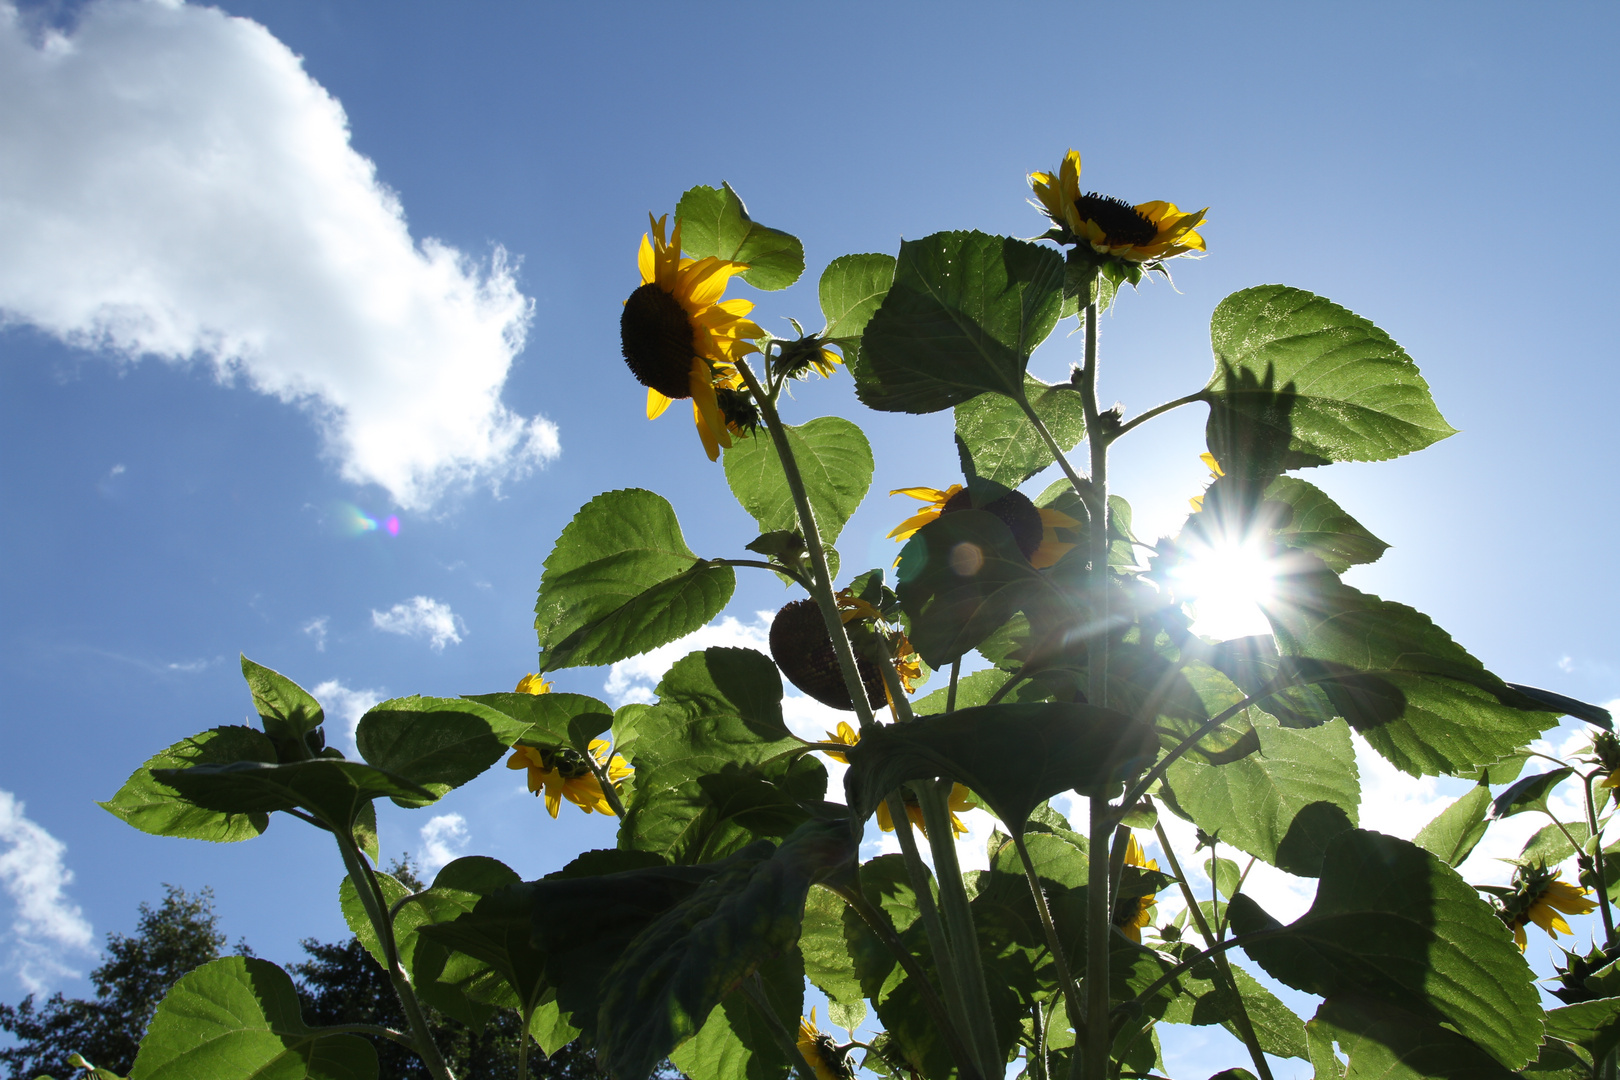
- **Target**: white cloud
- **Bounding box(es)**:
[0,790,94,993]
[372,596,462,650]
[311,678,386,753]
[418,814,469,879]
[302,616,329,652]
[0,0,557,508]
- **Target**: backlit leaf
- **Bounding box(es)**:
[675,183,803,291]
[723,417,873,547]
[100,726,274,843]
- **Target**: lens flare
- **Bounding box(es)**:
[1170,537,1276,640]
[335,503,401,538]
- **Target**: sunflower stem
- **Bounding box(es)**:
[1073,287,1113,1080]
[1153,823,1275,1080]
[946,659,961,714]
[1581,771,1617,948]
[735,360,877,732]
[1011,831,1085,1068]
[915,780,1005,1080]
[1112,392,1209,441]
[516,1013,531,1080]
[581,748,627,819]
[332,824,457,1080]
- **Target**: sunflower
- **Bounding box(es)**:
[1029,150,1206,264]
[1188,453,1224,512]
[620,214,762,461]
[506,739,631,818]
[1111,833,1161,943]
[514,673,552,695]
[821,720,860,764]
[889,485,1077,569]
[1504,869,1597,951]
[875,782,975,839]
[796,1008,853,1080]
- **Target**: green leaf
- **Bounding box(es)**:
[353,696,526,807]
[409,858,534,1028]
[534,489,734,672]
[723,417,873,547]
[801,885,864,1007]
[668,952,804,1080]
[912,666,1014,713]
[152,758,432,831]
[1307,995,1519,1079]
[1206,285,1456,464]
[895,509,1065,668]
[954,377,1085,487]
[463,691,614,752]
[1231,829,1542,1070]
[1412,784,1492,867]
[675,183,804,291]
[1263,567,1558,776]
[843,702,1157,831]
[621,756,828,865]
[596,821,854,1080]
[240,656,324,747]
[1491,767,1575,820]
[1262,477,1389,573]
[1544,997,1620,1057]
[100,727,274,843]
[1206,856,1243,900]
[819,253,895,366]
[413,873,550,1023]
[858,231,1065,414]
[1162,715,1359,876]
[1518,820,1591,870]
[127,956,376,1080]
[612,648,798,771]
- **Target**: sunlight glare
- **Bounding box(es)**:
[1171,539,1277,641]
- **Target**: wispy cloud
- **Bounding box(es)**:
[311,678,386,754]
[302,616,329,652]
[0,790,94,994]
[372,596,463,651]
[418,814,469,879]
[0,0,558,508]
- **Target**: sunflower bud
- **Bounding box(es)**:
[769,599,885,711]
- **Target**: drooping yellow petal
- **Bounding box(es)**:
[891,486,951,502]
[689,363,731,462]
[886,510,940,541]
[544,786,562,818]
[647,387,673,420]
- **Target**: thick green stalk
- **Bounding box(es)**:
[332,827,456,1080]
[914,780,1004,1079]
[1153,823,1274,1080]
[1012,833,1085,1058]
[885,790,977,1044]
[516,1014,531,1080]
[1582,772,1618,948]
[735,361,876,731]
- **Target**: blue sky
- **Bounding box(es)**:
[2,1,1617,1074]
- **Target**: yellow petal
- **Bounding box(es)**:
[647,387,673,420]
[886,510,939,541]
[689,364,731,462]
[1038,506,1081,530]
[544,786,562,818]
[891,486,951,503]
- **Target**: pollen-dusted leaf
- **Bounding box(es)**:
[354,696,527,807]
[152,758,433,831]
[240,655,324,745]
[1307,995,1520,1080]
[126,956,377,1080]
[1231,830,1542,1070]
[1161,714,1359,877]
[463,690,613,753]
[534,488,735,673]
[100,726,275,843]
[723,417,873,547]
[1262,476,1390,573]
[819,252,895,366]
[675,182,804,291]
[895,509,1067,668]
[1206,285,1456,464]
[1491,767,1575,820]
[1263,565,1559,776]
[955,377,1085,487]
[859,230,1065,414]
[843,702,1157,831]
[1412,784,1492,867]
[594,821,856,1080]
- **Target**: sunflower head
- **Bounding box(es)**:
[1111,833,1164,943]
[515,673,553,695]
[772,326,844,382]
[1499,863,1598,951]
[796,1009,855,1080]
[875,782,974,839]
[1029,149,1207,284]
[821,720,860,764]
[889,482,1077,568]
[769,598,886,711]
[506,739,630,818]
[621,213,762,460]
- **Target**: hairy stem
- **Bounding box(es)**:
[947,658,962,714]
[1582,771,1618,949]
[1112,392,1208,440]
[333,826,456,1080]
[1012,832,1085,1060]
[581,747,627,819]
[1153,824,1275,1080]
[887,790,977,1051]
[736,361,876,731]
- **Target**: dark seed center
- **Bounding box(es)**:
[541,747,594,780]
[942,487,1045,561]
[621,283,697,399]
[1073,192,1158,247]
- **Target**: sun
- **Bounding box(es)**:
[1169,536,1278,641]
